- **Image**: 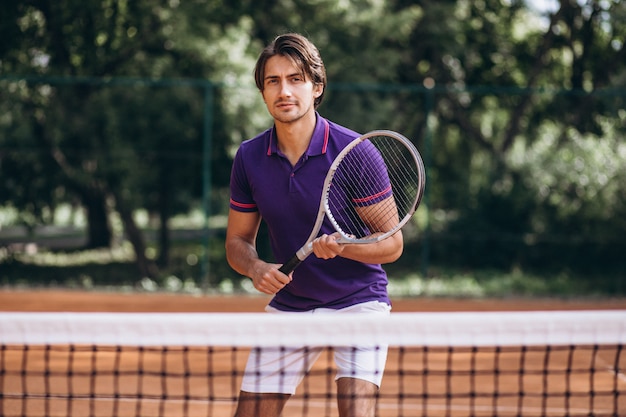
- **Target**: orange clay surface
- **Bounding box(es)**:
[1,290,624,417]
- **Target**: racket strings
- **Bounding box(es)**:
[327,134,421,241]
[379,138,420,215]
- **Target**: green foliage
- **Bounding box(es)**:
[1,0,626,290]
[2,241,622,297]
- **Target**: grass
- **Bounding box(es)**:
[1,211,623,298]
[2,206,623,298]
[1,240,622,299]
[386,268,618,299]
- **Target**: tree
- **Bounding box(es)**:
[2,0,624,285]
[392,0,626,270]
[0,0,250,277]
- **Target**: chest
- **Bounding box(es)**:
[249,154,330,226]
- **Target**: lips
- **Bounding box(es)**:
[276,101,296,109]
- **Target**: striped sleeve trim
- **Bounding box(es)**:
[230,199,258,211]
[351,185,392,205]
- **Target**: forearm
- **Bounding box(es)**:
[312,231,404,265]
[226,237,292,294]
[225,237,265,279]
[341,232,403,264]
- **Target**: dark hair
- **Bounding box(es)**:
[254,33,327,109]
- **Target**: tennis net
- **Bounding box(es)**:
[1,310,625,417]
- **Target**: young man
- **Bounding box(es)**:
[225,33,403,417]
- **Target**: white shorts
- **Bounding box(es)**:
[240,301,391,395]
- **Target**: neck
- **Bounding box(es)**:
[275,111,317,165]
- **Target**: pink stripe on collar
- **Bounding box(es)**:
[321,119,329,154]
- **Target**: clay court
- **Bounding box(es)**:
[2,290,625,313]
[1,291,625,416]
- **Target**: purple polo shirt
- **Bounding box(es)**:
[229,114,391,312]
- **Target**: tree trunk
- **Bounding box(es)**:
[157,179,170,268]
[29,105,113,250]
[113,191,159,279]
[82,189,112,249]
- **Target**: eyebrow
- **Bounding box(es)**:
[264,72,305,81]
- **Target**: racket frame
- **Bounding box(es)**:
[278,130,425,275]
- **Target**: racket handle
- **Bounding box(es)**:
[278,254,302,275]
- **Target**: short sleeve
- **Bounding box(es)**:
[229,147,258,212]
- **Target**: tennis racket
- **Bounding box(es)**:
[278,130,426,275]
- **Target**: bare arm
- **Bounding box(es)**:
[312,196,404,264]
[312,230,403,264]
[225,209,292,294]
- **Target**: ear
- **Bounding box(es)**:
[313,83,323,98]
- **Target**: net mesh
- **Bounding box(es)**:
[1,311,625,417]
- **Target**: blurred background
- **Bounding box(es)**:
[1,0,624,298]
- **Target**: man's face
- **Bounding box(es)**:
[261,55,323,124]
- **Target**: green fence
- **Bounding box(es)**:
[1,76,625,294]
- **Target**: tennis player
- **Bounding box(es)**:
[225,33,403,417]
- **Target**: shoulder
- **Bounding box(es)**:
[322,118,362,154]
[239,128,272,152]
[326,119,361,142]
[234,128,272,163]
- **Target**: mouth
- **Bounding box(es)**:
[276,101,296,110]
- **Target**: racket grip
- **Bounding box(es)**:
[278,254,302,275]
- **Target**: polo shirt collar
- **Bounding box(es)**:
[266,112,330,157]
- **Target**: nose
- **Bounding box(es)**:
[279,80,292,97]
